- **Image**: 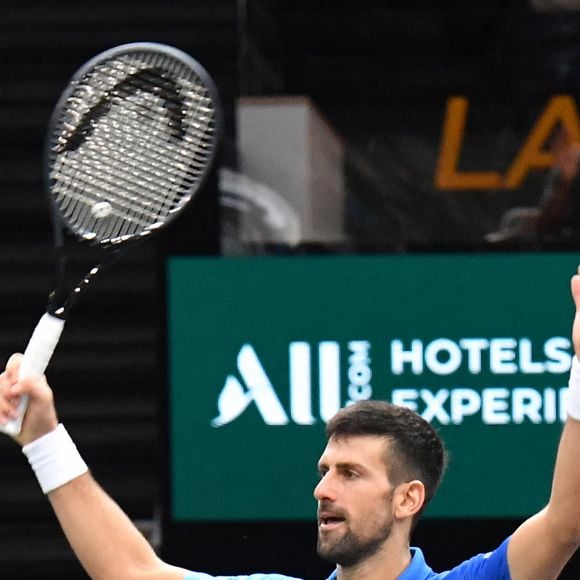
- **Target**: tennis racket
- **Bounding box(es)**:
[1,42,221,436]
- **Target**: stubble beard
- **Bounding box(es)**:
[317,518,393,568]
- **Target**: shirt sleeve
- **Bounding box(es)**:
[443,536,511,579]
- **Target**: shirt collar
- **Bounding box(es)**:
[399,547,433,579]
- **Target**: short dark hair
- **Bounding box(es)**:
[326,400,447,511]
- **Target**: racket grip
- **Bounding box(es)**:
[1,313,65,436]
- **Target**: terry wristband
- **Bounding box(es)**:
[22,424,88,494]
[567,356,580,421]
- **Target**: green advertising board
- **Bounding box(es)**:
[168,252,578,521]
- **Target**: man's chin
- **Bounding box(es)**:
[317,545,361,568]
[317,537,356,567]
[317,525,392,568]
[317,534,337,559]
[317,544,340,565]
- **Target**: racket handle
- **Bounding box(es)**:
[1,313,65,436]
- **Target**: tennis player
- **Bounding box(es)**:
[2,274,580,579]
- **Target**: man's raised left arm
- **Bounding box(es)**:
[507,273,580,579]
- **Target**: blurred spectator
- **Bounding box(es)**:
[486,127,580,245]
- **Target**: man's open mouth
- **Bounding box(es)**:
[318,514,346,529]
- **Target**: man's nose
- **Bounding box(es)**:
[314,473,336,501]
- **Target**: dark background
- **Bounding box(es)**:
[0,0,579,578]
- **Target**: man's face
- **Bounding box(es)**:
[314,435,396,567]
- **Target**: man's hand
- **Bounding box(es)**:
[0,353,59,446]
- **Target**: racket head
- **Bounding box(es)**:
[44,42,222,248]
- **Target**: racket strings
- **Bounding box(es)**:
[57,80,211,206]
[48,50,218,244]
[53,122,212,240]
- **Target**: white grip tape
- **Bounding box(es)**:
[22,424,88,494]
[567,356,580,421]
[20,313,66,377]
[0,313,65,436]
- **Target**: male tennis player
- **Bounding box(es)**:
[2,274,580,579]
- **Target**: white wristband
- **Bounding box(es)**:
[22,424,88,494]
[567,356,580,421]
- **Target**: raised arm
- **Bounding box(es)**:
[507,274,580,579]
[0,354,187,580]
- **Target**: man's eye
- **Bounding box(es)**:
[345,470,359,479]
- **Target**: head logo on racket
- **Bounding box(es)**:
[47,43,221,246]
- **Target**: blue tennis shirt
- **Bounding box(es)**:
[183,536,511,579]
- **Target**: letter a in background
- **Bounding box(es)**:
[212,344,289,427]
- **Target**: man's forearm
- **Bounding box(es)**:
[48,472,167,580]
[546,417,580,546]
[545,352,580,545]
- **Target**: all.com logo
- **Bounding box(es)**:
[212,341,372,427]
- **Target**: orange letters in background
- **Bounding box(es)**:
[435,96,580,190]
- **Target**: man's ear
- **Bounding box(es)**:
[393,480,425,520]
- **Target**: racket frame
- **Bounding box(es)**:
[0,42,222,436]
